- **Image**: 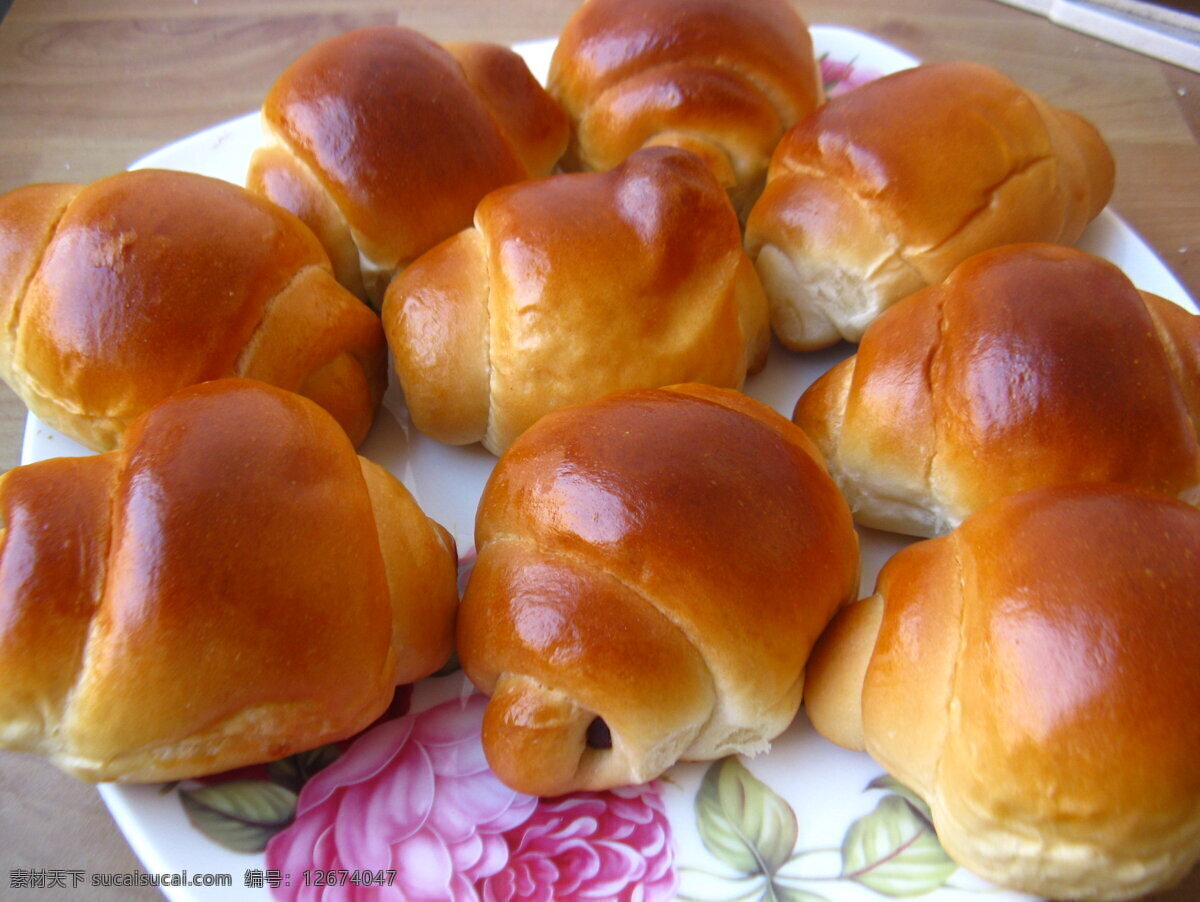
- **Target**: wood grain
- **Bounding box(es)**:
[0,1,1197,899]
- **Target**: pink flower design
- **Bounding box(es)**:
[480,786,675,902]
[265,694,677,901]
[820,56,882,97]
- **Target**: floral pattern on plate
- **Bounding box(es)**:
[179,690,676,901]
[266,693,676,902]
[681,761,958,901]
[175,680,965,901]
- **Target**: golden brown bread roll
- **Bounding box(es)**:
[793,243,1200,537]
[382,146,770,456]
[457,383,859,796]
[745,61,1115,350]
[0,378,458,782]
[804,482,1200,900]
[0,168,386,451]
[547,0,823,217]
[247,26,569,303]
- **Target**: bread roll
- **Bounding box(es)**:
[0,169,386,451]
[457,384,859,796]
[382,146,770,455]
[0,378,458,782]
[247,26,569,303]
[793,243,1200,537]
[804,482,1200,900]
[745,61,1115,350]
[547,0,823,217]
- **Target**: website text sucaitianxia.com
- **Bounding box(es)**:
[10,867,399,891]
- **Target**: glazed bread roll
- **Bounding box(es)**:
[804,483,1200,900]
[745,61,1115,350]
[0,378,458,782]
[458,384,859,796]
[247,26,569,303]
[547,0,824,217]
[383,146,770,455]
[793,243,1200,537]
[0,169,386,451]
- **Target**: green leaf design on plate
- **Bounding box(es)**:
[695,756,799,877]
[764,882,830,902]
[266,743,341,793]
[865,774,934,824]
[841,795,956,897]
[179,780,297,853]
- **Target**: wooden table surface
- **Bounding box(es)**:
[1,1,1198,900]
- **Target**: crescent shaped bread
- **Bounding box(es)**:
[0,169,386,451]
[247,26,570,303]
[0,378,458,782]
[457,384,859,796]
[547,0,824,218]
[745,61,1115,350]
[382,146,770,455]
[793,243,1200,537]
[804,482,1200,900]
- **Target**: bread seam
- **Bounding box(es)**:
[58,694,388,782]
[257,125,353,237]
[230,261,316,383]
[481,531,724,747]
[480,224,497,452]
[768,156,926,289]
[926,289,953,534]
[586,57,792,183]
[912,155,1054,260]
[814,368,849,503]
[1140,295,1200,473]
[448,51,533,180]
[354,457,401,688]
[643,125,741,178]
[862,243,921,284]
[713,54,811,138]
[7,370,123,431]
[8,338,380,449]
[5,188,79,394]
[929,528,969,826]
[55,457,117,760]
[258,123,378,283]
[672,57,784,178]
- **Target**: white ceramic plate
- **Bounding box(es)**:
[20,28,1195,902]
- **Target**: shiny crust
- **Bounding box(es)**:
[384,228,492,446]
[249,26,569,302]
[444,42,570,178]
[793,244,1200,536]
[383,146,770,455]
[245,143,366,298]
[745,61,1115,350]
[0,379,457,782]
[357,458,458,686]
[458,384,859,795]
[0,169,386,451]
[547,0,823,216]
[804,483,1200,900]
